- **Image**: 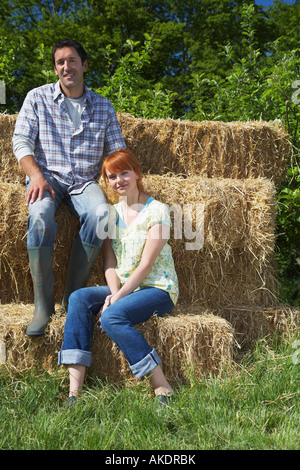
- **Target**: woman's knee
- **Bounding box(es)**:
[100,308,125,335]
[68,288,91,312]
[68,286,109,315]
[99,309,111,333]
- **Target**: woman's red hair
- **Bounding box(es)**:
[101,148,143,191]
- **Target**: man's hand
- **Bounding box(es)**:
[25,175,55,206]
[19,155,55,205]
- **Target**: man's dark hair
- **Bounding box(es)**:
[52,39,87,65]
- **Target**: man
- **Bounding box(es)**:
[13,39,126,337]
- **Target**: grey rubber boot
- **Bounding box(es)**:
[26,246,55,337]
[61,238,102,311]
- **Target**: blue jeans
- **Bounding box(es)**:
[26,175,108,247]
[58,286,175,378]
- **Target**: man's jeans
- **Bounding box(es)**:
[26,175,108,248]
[58,286,175,378]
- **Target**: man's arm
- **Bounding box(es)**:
[13,134,55,205]
[13,89,55,205]
[104,103,126,154]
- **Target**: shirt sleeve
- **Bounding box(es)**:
[13,90,39,143]
[104,103,126,155]
[12,134,35,162]
[148,201,171,229]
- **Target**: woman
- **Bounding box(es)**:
[58,148,179,406]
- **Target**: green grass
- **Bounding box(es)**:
[0,336,299,450]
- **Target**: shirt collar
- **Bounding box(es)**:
[53,81,92,104]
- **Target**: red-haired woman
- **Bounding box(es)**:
[58,148,179,407]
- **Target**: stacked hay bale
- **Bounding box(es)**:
[0,113,298,383]
[0,304,234,383]
[118,114,299,348]
[117,114,289,182]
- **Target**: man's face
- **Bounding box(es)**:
[54,46,88,97]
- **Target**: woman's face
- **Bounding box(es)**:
[105,168,139,195]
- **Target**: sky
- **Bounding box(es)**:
[254,0,296,5]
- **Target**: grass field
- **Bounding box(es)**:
[0,334,299,451]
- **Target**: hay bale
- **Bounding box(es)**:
[0,182,32,302]
[92,308,235,384]
[0,114,24,184]
[118,113,290,181]
[0,113,290,185]
[141,175,278,308]
[1,302,298,379]
[0,304,64,372]
[219,304,300,347]
[142,174,276,258]
[0,303,235,384]
[0,175,278,308]
[103,174,278,308]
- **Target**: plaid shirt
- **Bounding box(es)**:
[14,81,126,194]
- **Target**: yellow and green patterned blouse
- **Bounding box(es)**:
[107,197,179,305]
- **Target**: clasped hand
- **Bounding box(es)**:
[96,294,114,331]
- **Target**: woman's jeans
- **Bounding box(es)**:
[26,175,108,248]
[58,286,175,378]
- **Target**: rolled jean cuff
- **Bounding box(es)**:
[130,348,161,378]
[58,349,92,367]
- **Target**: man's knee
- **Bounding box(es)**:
[27,208,57,247]
[95,204,109,240]
[80,205,109,245]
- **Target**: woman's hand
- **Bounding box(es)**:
[96,294,114,330]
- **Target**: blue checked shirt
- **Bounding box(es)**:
[13,81,126,194]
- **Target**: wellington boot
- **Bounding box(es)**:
[26,247,55,337]
[61,238,101,312]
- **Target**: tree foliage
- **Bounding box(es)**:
[0,0,299,290]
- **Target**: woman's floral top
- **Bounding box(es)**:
[108,197,179,304]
